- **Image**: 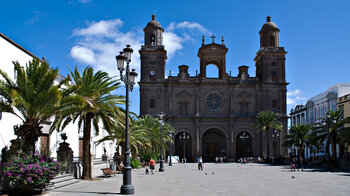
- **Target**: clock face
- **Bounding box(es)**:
[205,93,223,111]
[150,70,155,76]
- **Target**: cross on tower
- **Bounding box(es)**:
[211,34,216,43]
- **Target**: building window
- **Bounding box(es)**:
[272,99,277,108]
[270,36,275,46]
[151,34,156,46]
[293,116,296,126]
[271,71,277,81]
[339,104,344,112]
[240,100,248,116]
[271,62,276,67]
[150,99,155,108]
[179,101,187,115]
[301,113,305,124]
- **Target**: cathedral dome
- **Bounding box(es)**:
[260,16,279,31]
[144,15,164,31]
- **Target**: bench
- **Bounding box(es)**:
[101,168,117,176]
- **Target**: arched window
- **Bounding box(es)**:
[240,100,248,116]
[151,34,156,46]
[270,35,275,46]
[206,64,219,78]
[150,99,155,108]
[271,71,277,81]
[272,99,277,109]
[179,101,188,115]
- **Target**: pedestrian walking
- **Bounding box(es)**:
[149,158,155,174]
[296,156,303,171]
[198,156,203,170]
[290,157,296,171]
[145,165,149,174]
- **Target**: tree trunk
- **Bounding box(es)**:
[82,113,94,180]
[331,132,337,168]
[19,123,42,156]
[266,128,270,161]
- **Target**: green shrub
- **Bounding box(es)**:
[0,153,62,189]
[130,157,141,169]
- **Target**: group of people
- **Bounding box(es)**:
[215,156,227,163]
[290,156,304,171]
[238,158,247,164]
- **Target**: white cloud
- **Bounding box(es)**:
[78,0,92,3]
[25,11,48,25]
[70,19,210,80]
[287,89,306,106]
[164,21,211,59]
[70,46,96,64]
[73,19,123,37]
[163,32,183,58]
[166,21,210,34]
[70,19,142,79]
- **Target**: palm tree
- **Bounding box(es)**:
[313,110,350,169]
[284,125,312,159]
[252,110,283,161]
[0,60,67,156]
[53,66,124,180]
[97,115,172,160]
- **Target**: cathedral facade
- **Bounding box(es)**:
[139,15,288,162]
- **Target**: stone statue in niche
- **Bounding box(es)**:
[241,71,248,80]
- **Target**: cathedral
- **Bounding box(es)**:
[139,15,288,162]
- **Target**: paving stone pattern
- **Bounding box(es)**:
[45,163,350,196]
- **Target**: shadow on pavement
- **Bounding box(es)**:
[49,190,122,195]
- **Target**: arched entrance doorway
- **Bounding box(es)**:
[175,132,192,162]
[236,131,253,160]
[202,128,226,162]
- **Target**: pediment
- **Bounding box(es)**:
[237,91,251,98]
[176,91,191,100]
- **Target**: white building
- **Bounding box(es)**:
[289,83,350,158]
[0,33,115,160]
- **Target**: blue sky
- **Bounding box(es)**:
[1,0,350,115]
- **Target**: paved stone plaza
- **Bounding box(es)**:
[45,163,350,196]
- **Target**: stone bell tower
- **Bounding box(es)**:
[197,35,229,79]
[139,15,167,116]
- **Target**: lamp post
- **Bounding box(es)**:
[158,112,165,172]
[239,132,249,140]
[116,45,138,195]
[169,130,174,166]
[272,130,280,164]
[179,132,189,163]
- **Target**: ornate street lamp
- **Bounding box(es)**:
[272,130,280,164]
[179,132,189,163]
[158,112,165,172]
[169,130,174,166]
[116,45,138,195]
[239,132,249,140]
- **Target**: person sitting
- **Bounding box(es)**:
[117,161,124,172]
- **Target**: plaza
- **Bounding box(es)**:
[45,163,350,196]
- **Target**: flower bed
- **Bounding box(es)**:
[0,154,63,194]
